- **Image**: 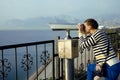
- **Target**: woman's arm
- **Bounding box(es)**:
[79,35,96,50]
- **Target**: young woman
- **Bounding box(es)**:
[78,18,120,80]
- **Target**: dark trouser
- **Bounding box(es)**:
[87,62,120,80]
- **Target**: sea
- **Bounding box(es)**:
[0,30,77,80]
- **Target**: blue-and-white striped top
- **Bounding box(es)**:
[79,30,119,66]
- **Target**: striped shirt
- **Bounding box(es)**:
[79,30,119,66]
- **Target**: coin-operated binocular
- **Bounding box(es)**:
[58,39,78,58]
[49,24,79,59]
[50,23,79,80]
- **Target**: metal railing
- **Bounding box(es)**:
[0,40,55,80]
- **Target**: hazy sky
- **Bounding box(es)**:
[0,0,120,21]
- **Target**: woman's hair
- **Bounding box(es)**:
[84,18,98,29]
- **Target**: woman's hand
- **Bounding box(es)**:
[78,23,86,34]
[96,64,102,71]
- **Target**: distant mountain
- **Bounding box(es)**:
[97,14,120,27]
[0,16,81,30]
[0,15,120,30]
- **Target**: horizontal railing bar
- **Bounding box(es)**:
[54,54,58,57]
[0,40,54,50]
[107,33,117,35]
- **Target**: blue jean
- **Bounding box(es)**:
[87,62,120,80]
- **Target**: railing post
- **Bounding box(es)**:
[35,45,38,80]
[1,50,4,80]
[44,44,46,80]
[15,48,18,80]
[26,46,29,80]
[52,40,55,80]
[61,58,64,80]
[55,36,60,80]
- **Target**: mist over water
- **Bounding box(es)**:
[0,30,77,45]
